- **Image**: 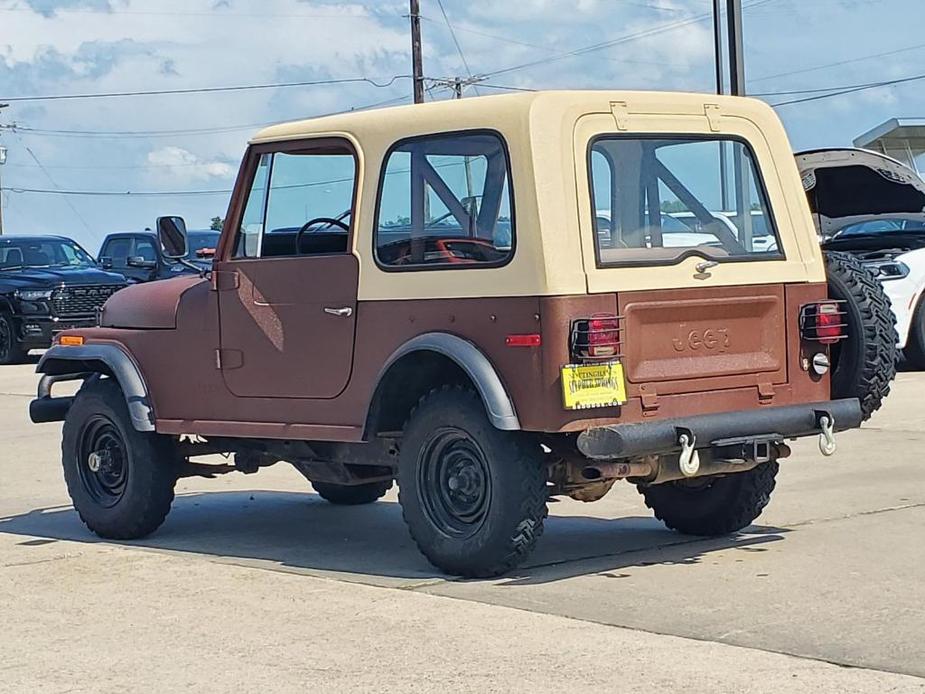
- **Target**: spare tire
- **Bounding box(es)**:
[824,251,897,421]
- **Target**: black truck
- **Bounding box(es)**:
[0,236,127,364]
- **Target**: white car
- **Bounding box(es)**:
[797,148,925,366]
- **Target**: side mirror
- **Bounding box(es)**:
[156,216,188,260]
[126,256,157,269]
[99,257,113,269]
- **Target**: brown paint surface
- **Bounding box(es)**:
[80,277,831,440]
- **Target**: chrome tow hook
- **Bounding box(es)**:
[678,431,700,477]
[818,415,837,457]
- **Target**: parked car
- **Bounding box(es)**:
[797,148,925,367]
[32,91,896,577]
[98,229,219,283]
[0,235,127,364]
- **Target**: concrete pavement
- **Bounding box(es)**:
[1,362,923,692]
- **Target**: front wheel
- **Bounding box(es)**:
[0,313,28,365]
[62,378,180,539]
[397,387,548,578]
[637,461,779,536]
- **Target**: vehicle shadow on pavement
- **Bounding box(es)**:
[0,491,788,586]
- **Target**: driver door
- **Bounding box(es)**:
[215,141,359,399]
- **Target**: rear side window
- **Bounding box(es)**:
[375,131,514,270]
[589,137,782,266]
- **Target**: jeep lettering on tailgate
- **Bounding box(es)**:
[672,328,731,353]
[29,91,896,578]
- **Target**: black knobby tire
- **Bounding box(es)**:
[0,312,28,365]
[397,386,548,578]
[312,480,393,506]
[824,251,897,421]
[62,377,179,540]
[638,461,779,536]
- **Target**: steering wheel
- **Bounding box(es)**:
[295,217,349,255]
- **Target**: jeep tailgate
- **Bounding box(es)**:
[619,285,787,393]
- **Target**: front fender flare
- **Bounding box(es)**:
[378,333,520,431]
[36,344,155,431]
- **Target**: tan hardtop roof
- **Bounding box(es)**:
[250,89,778,143]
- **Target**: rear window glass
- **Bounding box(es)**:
[375,131,513,270]
[589,137,782,266]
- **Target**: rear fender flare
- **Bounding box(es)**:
[375,333,521,431]
[37,344,155,431]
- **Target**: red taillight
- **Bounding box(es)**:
[800,301,847,345]
[571,314,623,362]
[816,304,841,344]
[588,317,620,357]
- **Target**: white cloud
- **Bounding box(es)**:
[145,146,235,182]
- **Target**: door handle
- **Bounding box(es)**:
[324,307,353,317]
[695,260,719,274]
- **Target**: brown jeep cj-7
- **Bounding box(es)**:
[30,91,897,577]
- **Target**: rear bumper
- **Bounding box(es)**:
[577,398,862,460]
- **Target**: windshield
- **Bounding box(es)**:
[834,218,925,237]
[186,231,221,260]
[0,238,96,270]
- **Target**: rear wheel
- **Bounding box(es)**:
[638,462,779,536]
[824,251,897,421]
[62,378,179,539]
[0,313,28,365]
[397,387,548,578]
[312,480,392,505]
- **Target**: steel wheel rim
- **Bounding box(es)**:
[77,415,128,508]
[416,428,491,538]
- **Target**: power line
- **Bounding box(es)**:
[16,135,96,237]
[770,70,925,107]
[470,0,775,82]
[1,75,413,103]
[749,41,925,85]
[435,0,479,97]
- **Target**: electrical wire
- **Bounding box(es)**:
[2,75,413,103]
[435,0,480,96]
[470,0,775,82]
[770,70,925,107]
[16,134,97,237]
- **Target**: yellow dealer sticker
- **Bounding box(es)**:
[561,361,627,410]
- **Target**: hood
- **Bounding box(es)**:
[100,275,204,329]
[0,266,127,290]
[796,148,925,238]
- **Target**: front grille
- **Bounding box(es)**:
[51,284,124,317]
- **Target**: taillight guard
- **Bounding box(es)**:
[799,301,848,344]
[570,314,625,362]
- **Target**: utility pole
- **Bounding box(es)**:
[726,0,746,96]
[410,0,425,104]
[0,103,8,236]
[712,0,746,96]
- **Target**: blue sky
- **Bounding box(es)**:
[0,0,922,253]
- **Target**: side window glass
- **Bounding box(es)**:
[134,237,157,262]
[234,153,271,258]
[375,131,514,269]
[262,152,355,258]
